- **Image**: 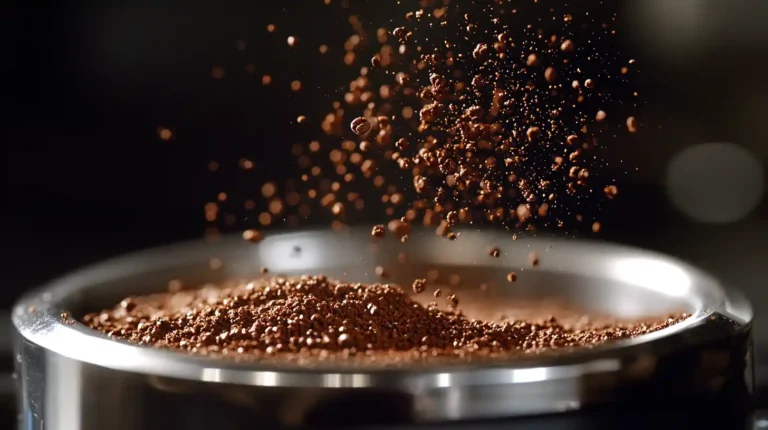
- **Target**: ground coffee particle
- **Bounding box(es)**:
[120,298,137,312]
[507,272,517,283]
[626,116,639,133]
[561,39,575,53]
[371,54,382,68]
[83,276,687,363]
[544,67,557,84]
[412,278,427,294]
[529,252,540,267]
[447,294,459,308]
[489,247,501,258]
[350,117,372,135]
[242,229,263,243]
[371,224,386,238]
[604,185,619,199]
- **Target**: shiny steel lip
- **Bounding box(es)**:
[12,228,753,390]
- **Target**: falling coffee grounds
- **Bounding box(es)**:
[83,275,687,365]
[204,1,641,240]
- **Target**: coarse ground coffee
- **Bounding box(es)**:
[83,275,687,366]
[203,1,640,241]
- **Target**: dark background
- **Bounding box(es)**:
[3,0,767,396]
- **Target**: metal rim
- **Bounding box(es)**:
[12,228,753,390]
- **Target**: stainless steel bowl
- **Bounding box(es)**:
[12,228,754,429]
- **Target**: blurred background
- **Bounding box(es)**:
[2,0,767,421]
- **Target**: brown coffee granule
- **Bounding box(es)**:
[447,294,459,308]
[544,67,557,84]
[433,288,442,298]
[626,116,639,133]
[489,247,501,258]
[473,43,489,60]
[596,110,607,122]
[507,272,517,283]
[526,126,542,140]
[445,211,459,227]
[350,117,371,135]
[516,204,532,222]
[604,185,619,199]
[371,224,385,238]
[337,333,354,348]
[412,278,426,294]
[83,276,687,363]
[529,252,540,267]
[157,127,172,141]
[374,266,387,277]
[242,229,263,243]
[120,298,137,312]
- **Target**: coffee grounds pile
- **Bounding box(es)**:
[83,276,686,365]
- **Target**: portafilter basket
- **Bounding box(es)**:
[12,228,753,429]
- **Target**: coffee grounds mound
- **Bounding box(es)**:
[83,276,687,366]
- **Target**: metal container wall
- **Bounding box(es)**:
[12,229,754,429]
